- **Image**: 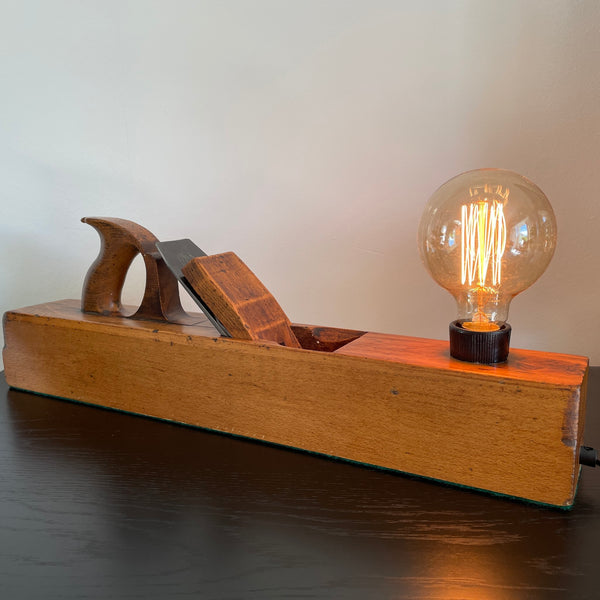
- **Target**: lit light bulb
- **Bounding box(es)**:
[418,169,557,363]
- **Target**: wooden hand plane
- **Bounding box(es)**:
[2,217,589,508]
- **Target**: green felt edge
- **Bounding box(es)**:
[11,385,576,511]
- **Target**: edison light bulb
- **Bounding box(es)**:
[418,169,557,363]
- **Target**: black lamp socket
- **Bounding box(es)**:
[449,320,511,364]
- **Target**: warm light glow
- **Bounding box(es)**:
[459,188,507,331]
[418,169,557,337]
[461,197,507,288]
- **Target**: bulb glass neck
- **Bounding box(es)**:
[455,287,509,327]
[461,320,500,332]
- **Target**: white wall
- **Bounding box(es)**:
[1,0,599,366]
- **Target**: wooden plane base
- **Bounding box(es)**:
[2,299,589,508]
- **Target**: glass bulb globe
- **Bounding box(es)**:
[418,168,557,362]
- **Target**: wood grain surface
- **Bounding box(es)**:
[335,332,589,386]
[81,217,187,322]
[2,299,588,506]
[1,369,600,599]
[182,251,301,347]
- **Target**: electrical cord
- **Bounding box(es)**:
[579,446,600,467]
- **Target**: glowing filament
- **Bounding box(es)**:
[461,200,506,287]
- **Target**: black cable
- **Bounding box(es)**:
[579,446,599,467]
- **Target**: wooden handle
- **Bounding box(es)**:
[81,217,186,322]
[182,252,301,348]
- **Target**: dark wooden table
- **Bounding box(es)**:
[1,369,599,599]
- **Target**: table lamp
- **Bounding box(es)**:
[2,184,590,508]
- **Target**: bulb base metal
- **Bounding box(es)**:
[449,320,511,364]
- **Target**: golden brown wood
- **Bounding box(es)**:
[2,299,588,507]
[334,332,590,386]
[182,252,301,348]
[82,217,187,322]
